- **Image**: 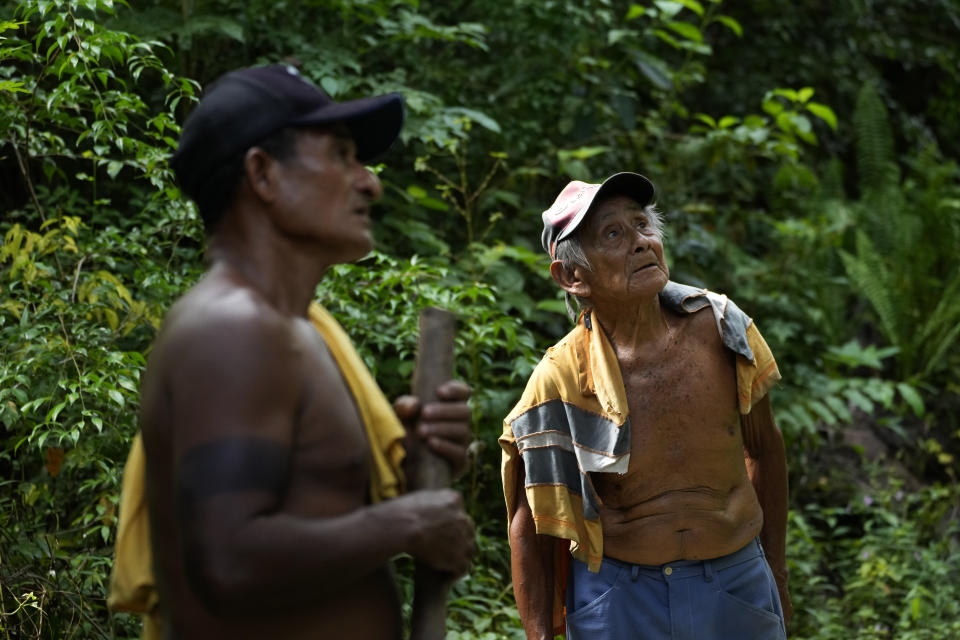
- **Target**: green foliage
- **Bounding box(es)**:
[395,529,526,640]
[1,0,200,636]
[690,86,838,163]
[316,249,545,516]
[839,83,960,383]
[788,480,960,639]
[2,0,960,637]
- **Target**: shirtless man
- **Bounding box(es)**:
[501,173,790,639]
[140,64,475,638]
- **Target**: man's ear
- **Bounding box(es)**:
[549,260,591,299]
[242,147,281,204]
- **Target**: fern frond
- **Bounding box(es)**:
[918,271,960,376]
[840,231,901,349]
[854,83,899,196]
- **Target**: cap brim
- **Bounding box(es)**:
[292,92,405,162]
[555,172,655,244]
[594,172,655,210]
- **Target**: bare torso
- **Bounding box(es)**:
[141,272,404,639]
[593,307,763,565]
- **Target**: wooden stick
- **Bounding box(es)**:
[409,306,456,640]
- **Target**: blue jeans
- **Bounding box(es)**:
[566,538,786,639]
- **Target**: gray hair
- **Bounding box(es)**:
[553,202,664,321]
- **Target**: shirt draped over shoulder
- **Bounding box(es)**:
[500,281,781,570]
[500,282,781,635]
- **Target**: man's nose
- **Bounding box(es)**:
[631,228,649,253]
[357,166,383,201]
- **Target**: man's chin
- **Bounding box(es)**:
[343,237,375,263]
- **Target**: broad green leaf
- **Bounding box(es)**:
[0,20,26,34]
[557,146,609,161]
[652,29,681,49]
[625,4,646,20]
[0,80,28,94]
[694,113,717,128]
[608,29,633,45]
[104,308,119,331]
[896,383,925,416]
[791,113,812,134]
[419,197,449,211]
[806,102,838,130]
[632,52,673,90]
[718,115,739,128]
[910,596,922,620]
[796,128,817,145]
[654,1,685,18]
[762,99,784,116]
[108,389,124,407]
[665,20,703,43]
[320,76,340,97]
[183,15,244,42]
[768,88,799,102]
[676,0,705,16]
[713,15,742,37]
[449,107,501,133]
[775,111,793,134]
[45,401,67,425]
[797,87,815,103]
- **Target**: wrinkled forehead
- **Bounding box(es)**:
[584,192,647,225]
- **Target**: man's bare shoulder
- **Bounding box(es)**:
[161,273,287,342]
[143,272,316,417]
[670,302,723,348]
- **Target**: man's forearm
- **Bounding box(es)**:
[184,489,468,614]
[741,395,791,628]
[510,505,555,640]
[752,426,788,578]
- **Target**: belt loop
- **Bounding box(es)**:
[703,559,714,582]
[631,564,640,582]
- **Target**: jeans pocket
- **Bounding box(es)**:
[568,561,624,613]
[717,589,784,627]
[566,584,622,638]
[714,556,786,638]
[566,561,624,637]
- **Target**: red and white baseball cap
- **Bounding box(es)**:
[541,172,655,258]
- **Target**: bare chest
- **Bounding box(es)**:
[617,328,741,470]
[284,329,373,512]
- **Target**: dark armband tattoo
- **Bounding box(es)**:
[175,437,291,505]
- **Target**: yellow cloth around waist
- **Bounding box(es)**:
[107,302,406,633]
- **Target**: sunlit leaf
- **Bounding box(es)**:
[713,14,742,37]
[665,20,703,43]
[625,4,646,20]
[806,101,838,130]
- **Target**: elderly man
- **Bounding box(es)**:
[108,65,476,639]
[501,173,791,639]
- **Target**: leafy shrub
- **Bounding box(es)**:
[788,479,960,639]
[1,1,199,635]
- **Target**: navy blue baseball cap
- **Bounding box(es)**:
[172,64,405,198]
